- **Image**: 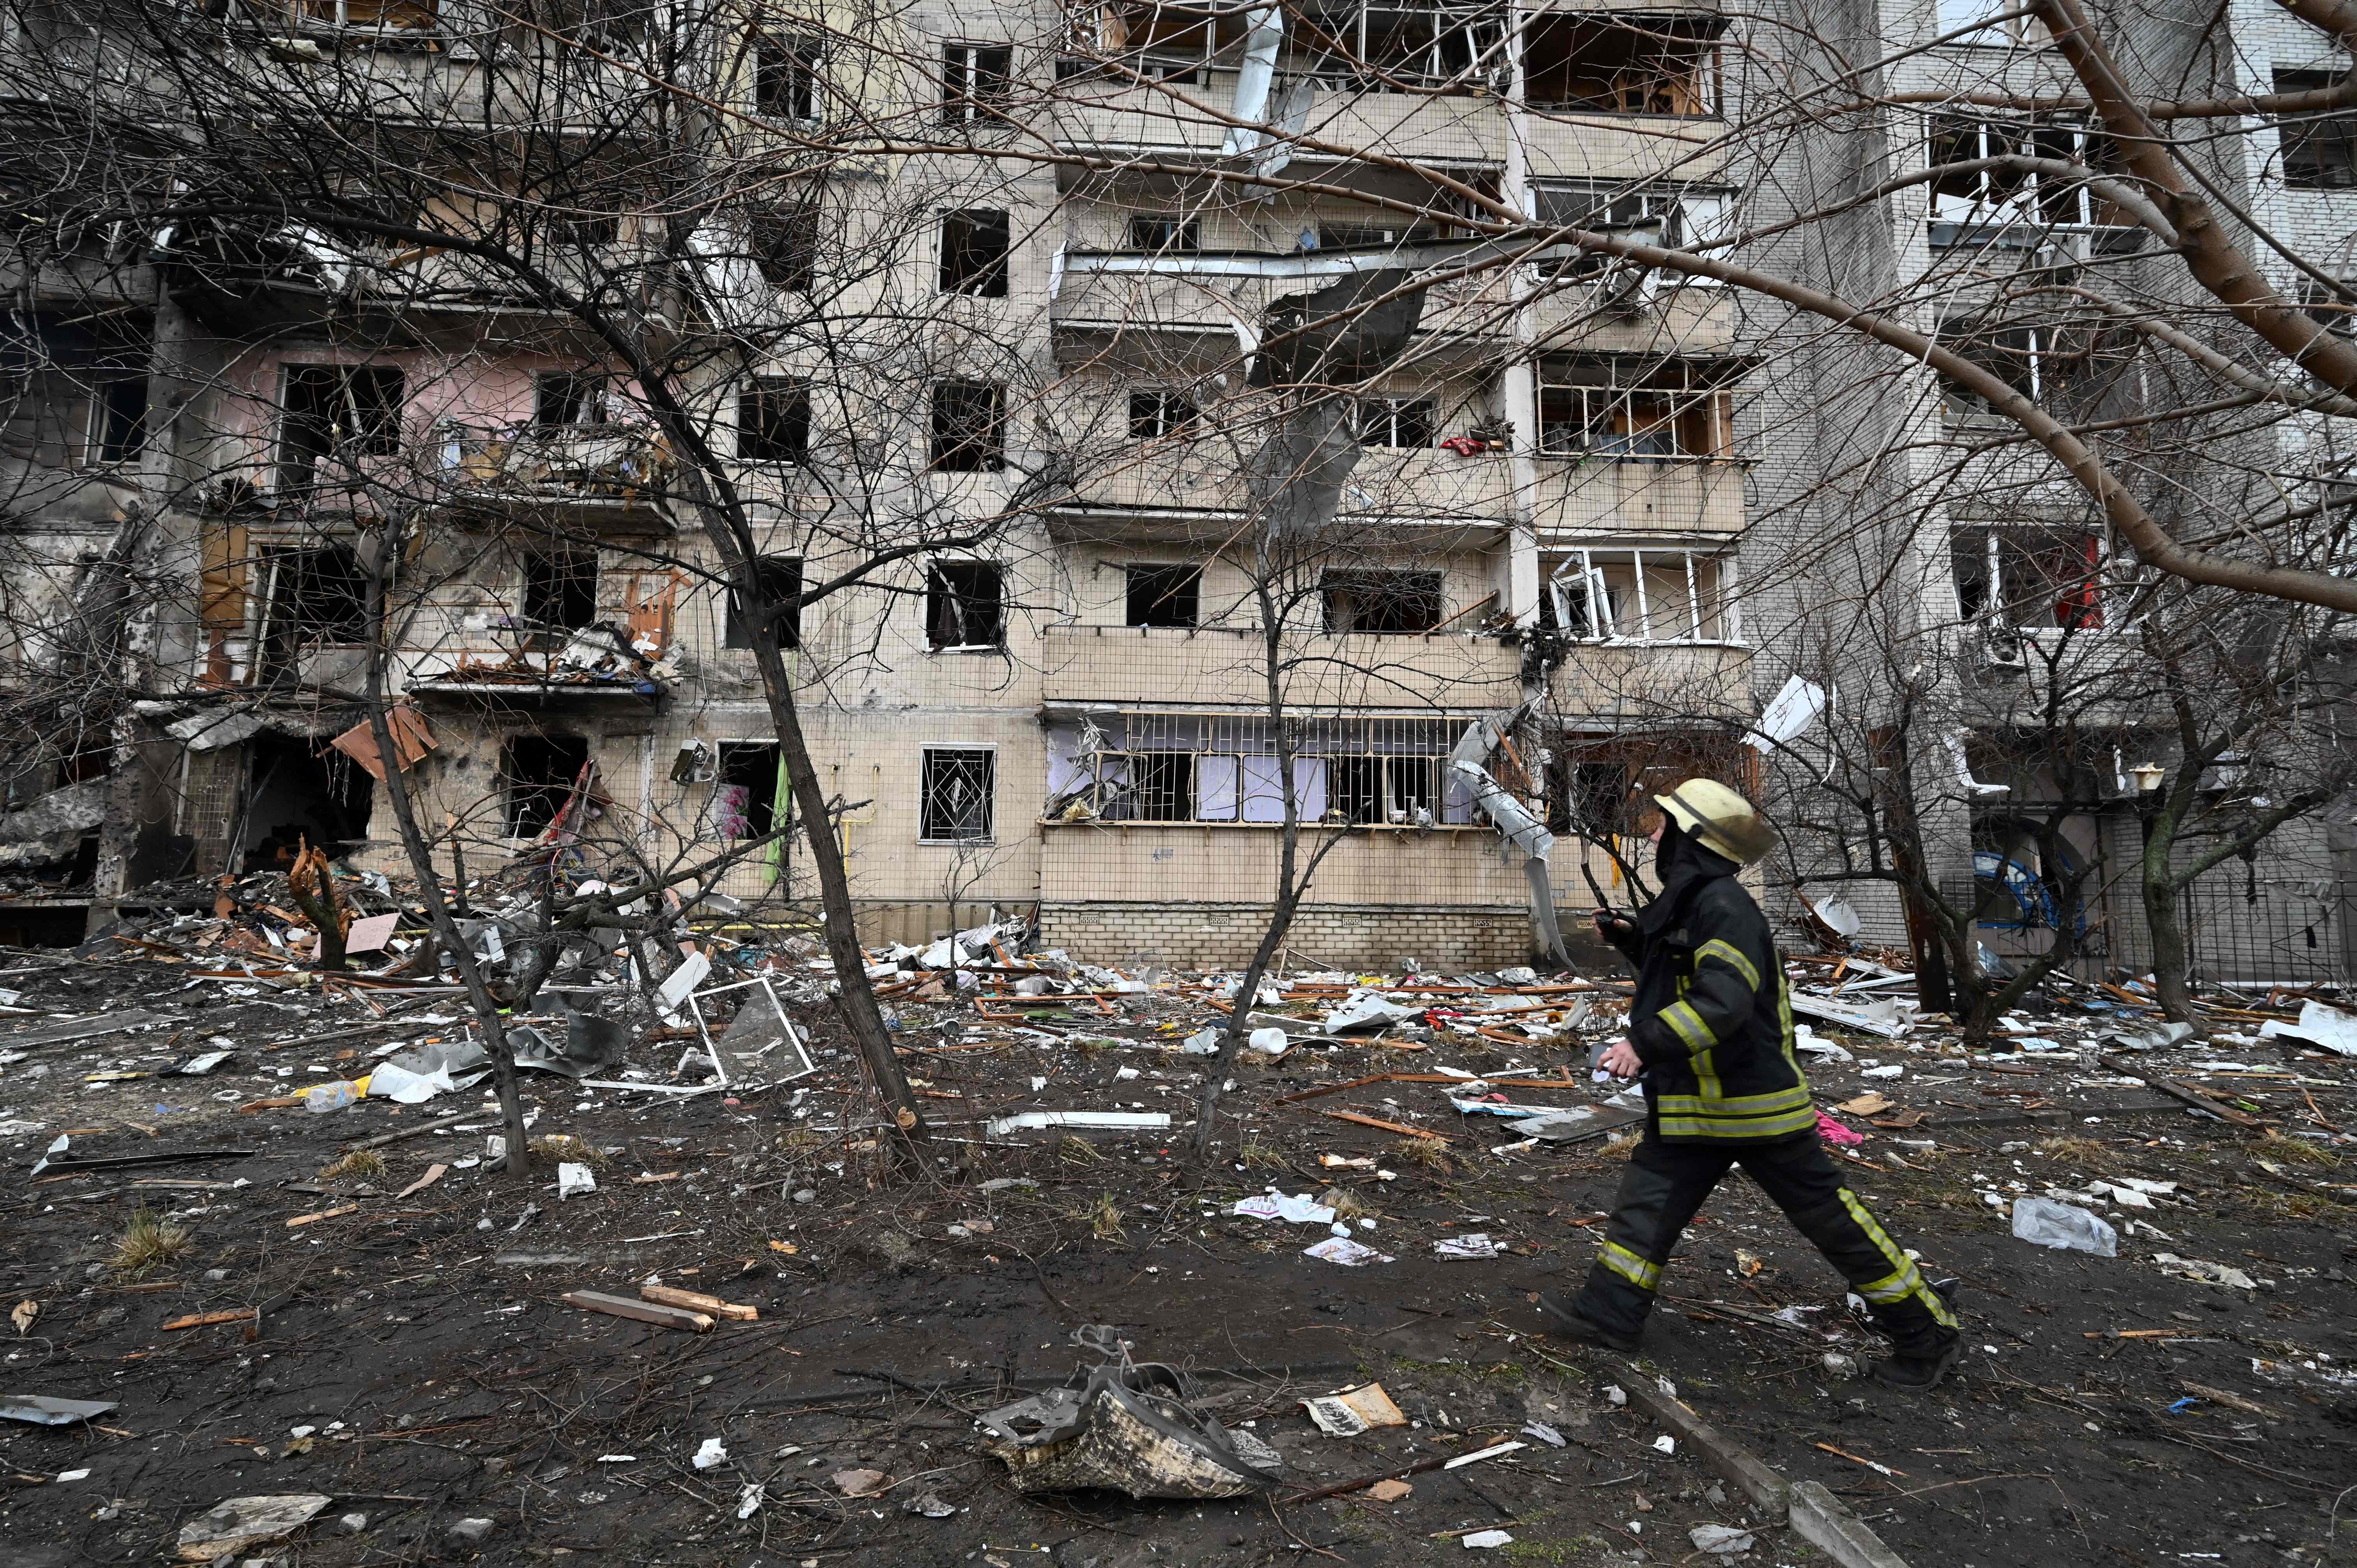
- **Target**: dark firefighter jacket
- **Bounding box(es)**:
[1602,832,1815,1143]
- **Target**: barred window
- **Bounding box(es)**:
[920,747,996,841]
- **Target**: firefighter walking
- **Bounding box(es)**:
[1540,780,1963,1390]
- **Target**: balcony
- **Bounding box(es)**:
[1055,442,1520,527]
[1041,816,1535,906]
[1040,623,1525,709]
[1532,458,1743,537]
[1547,639,1752,719]
[432,423,675,535]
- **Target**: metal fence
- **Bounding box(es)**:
[1948,871,2354,992]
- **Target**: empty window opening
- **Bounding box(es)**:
[738,377,810,462]
[1540,548,1736,642]
[756,33,823,118]
[714,741,786,839]
[1538,364,1734,458]
[1103,751,1195,821]
[1128,388,1198,439]
[1322,569,1443,634]
[1532,184,1732,277]
[1077,1,1223,82]
[260,543,369,667]
[940,210,1012,296]
[943,42,1014,121]
[927,560,1006,648]
[0,311,154,471]
[920,747,996,840]
[725,554,804,649]
[1127,214,1201,251]
[548,189,625,249]
[236,731,376,874]
[1294,0,1511,93]
[1936,322,2093,414]
[1355,397,1436,447]
[2275,70,2355,188]
[930,381,1005,470]
[1524,15,1720,113]
[524,550,600,630]
[1124,563,1200,627]
[1316,221,1442,253]
[1325,754,1384,824]
[1928,116,2123,226]
[279,363,403,491]
[503,734,592,839]
[1951,527,2102,629]
[534,372,609,427]
[746,207,820,290]
[1546,734,1739,839]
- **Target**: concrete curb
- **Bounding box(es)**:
[1600,1363,1910,1568]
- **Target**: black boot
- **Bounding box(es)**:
[1869,1325,1962,1390]
[1536,1292,1642,1353]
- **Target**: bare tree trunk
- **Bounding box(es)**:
[361,520,532,1185]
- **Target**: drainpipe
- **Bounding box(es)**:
[1502,3,1541,641]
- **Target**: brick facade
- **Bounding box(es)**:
[1038,901,1539,971]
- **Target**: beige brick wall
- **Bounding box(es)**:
[1039,899,1536,970]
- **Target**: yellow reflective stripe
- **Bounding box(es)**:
[1659,999,1716,1055]
[1656,1106,1822,1139]
[1696,938,1760,991]
[1657,1084,1814,1116]
[1839,1190,1959,1328]
[1598,1240,1661,1292]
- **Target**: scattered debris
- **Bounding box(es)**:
[0,1393,117,1425]
[2011,1197,2118,1257]
[978,1334,1284,1499]
[1300,1383,1408,1436]
[174,1494,330,1562]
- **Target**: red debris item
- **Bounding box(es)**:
[1815,1110,1866,1147]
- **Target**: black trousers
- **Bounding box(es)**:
[1569,1131,1958,1346]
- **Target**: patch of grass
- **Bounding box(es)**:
[1057,1135,1102,1165]
[528,1134,606,1168]
[1392,1137,1454,1176]
[2035,1136,2110,1165]
[318,1149,384,1181]
[1240,1140,1288,1171]
[110,1208,192,1278]
[1324,1188,1368,1220]
[2258,1131,2340,1169]
[1072,1036,1116,1060]
[775,1129,829,1157]
[1474,1358,1530,1386]
[1087,1192,1126,1242]
[1501,1536,1604,1565]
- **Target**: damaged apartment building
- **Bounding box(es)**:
[0,0,1771,966]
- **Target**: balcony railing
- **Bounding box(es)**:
[434,421,674,530]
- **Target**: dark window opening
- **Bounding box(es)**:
[1124,564,1200,627]
[1127,215,1201,251]
[503,733,592,839]
[1128,388,1198,439]
[940,209,1012,296]
[930,381,1005,471]
[238,731,376,876]
[1524,15,1720,114]
[1952,527,2103,630]
[278,364,403,491]
[738,378,810,462]
[926,560,1006,648]
[1356,397,1436,447]
[746,207,820,290]
[95,374,148,464]
[523,550,600,630]
[534,372,608,427]
[1114,752,1194,821]
[1386,755,1436,820]
[943,42,1015,122]
[1294,2,1510,93]
[756,34,823,118]
[0,310,153,471]
[1547,757,1632,836]
[919,747,996,840]
[715,741,785,839]
[1927,116,2123,226]
[2276,69,2356,188]
[1537,379,1729,458]
[1326,754,1384,824]
[261,544,369,667]
[725,554,804,649]
[1321,569,1444,633]
[548,191,625,249]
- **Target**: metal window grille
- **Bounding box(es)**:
[1072,712,1482,825]
[1536,370,1732,458]
[921,747,997,841]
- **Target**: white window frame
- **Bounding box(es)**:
[1544,547,1740,645]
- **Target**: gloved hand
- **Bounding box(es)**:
[1596,1040,1642,1079]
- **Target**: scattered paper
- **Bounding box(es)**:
[832,1467,889,1497]
[1435,1233,1505,1259]
[1300,1383,1408,1436]
[693,1437,729,1469]
[1303,1236,1392,1266]
[1462,1530,1514,1549]
[1366,1478,1413,1502]
[1233,1192,1338,1225]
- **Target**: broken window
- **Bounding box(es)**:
[1124,563,1200,627]
[0,311,153,470]
[927,560,1006,648]
[725,554,803,649]
[259,543,369,669]
[738,377,810,462]
[920,746,996,840]
[940,210,1012,296]
[1532,184,1733,276]
[1294,0,1511,93]
[1321,569,1443,633]
[1928,116,2123,227]
[714,741,786,838]
[1316,221,1442,252]
[1102,752,1194,820]
[1951,527,2103,630]
[1537,361,1735,458]
[1071,2,1223,82]
[278,364,403,491]
[523,550,600,630]
[267,0,440,28]
[943,41,1015,121]
[547,188,627,249]
[1546,733,1739,838]
[1935,320,2099,415]
[1127,214,1201,252]
[746,206,820,290]
[1128,388,1198,439]
[1355,397,1436,448]
[502,733,591,838]
[1540,549,1737,642]
[534,372,608,427]
[756,32,824,118]
[930,381,1005,471]
[1525,14,1720,113]
[2276,70,2357,187]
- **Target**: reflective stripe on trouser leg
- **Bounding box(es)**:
[1785,1190,1959,1336]
[1569,1142,1726,1340]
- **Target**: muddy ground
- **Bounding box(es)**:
[2,950,2354,1567]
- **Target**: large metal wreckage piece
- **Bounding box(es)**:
[975,1327,1285,1499]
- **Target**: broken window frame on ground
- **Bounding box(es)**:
[919,745,998,842]
[1539,546,1740,643]
[1053,711,1482,826]
[1318,568,1445,634]
[926,559,1007,649]
[1536,360,1738,459]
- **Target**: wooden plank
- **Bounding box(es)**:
[161,1308,257,1331]
[1275,1074,1390,1105]
[285,1204,359,1229]
[564,1289,713,1332]
[2095,1052,2267,1129]
[1320,1110,1449,1141]
[639,1284,757,1321]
